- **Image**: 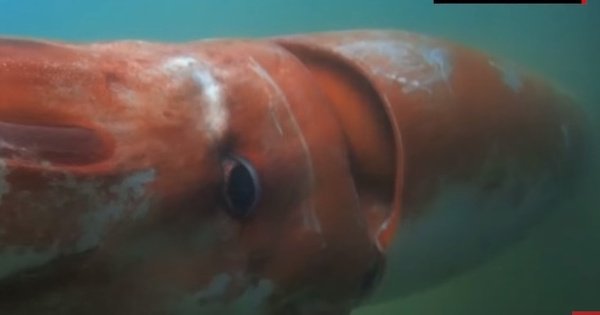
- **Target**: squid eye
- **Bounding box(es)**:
[222,155,261,219]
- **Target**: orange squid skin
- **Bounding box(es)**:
[0,31,587,314]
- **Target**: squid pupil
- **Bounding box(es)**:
[224,156,260,218]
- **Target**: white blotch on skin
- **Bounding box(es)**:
[336,39,453,94]
[76,169,156,252]
[110,82,140,107]
[161,56,228,140]
[192,273,232,301]
[489,59,523,93]
[161,56,194,71]
[0,245,59,280]
[0,159,10,204]
[228,279,274,314]
[191,68,227,139]
[421,47,453,91]
[0,139,34,162]
[175,276,274,315]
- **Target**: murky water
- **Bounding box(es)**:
[1,1,598,314]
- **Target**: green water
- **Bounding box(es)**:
[1,1,598,314]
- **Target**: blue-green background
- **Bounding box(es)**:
[1,1,598,314]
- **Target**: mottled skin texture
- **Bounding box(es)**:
[0,30,587,314]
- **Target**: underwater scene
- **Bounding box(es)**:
[0,1,598,314]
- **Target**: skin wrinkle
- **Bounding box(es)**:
[247,58,322,234]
